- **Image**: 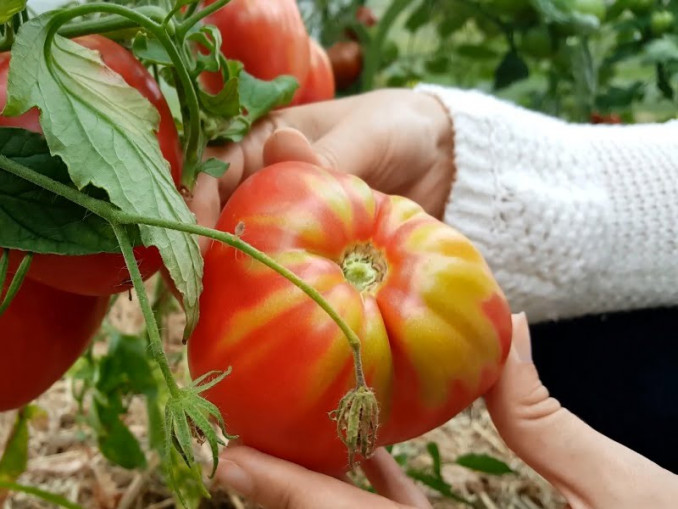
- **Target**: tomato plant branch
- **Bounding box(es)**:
[176,0,231,40]
[112,223,181,398]
[57,7,167,39]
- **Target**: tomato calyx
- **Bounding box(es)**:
[330,384,379,467]
[341,243,386,292]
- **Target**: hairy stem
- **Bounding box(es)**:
[176,0,232,40]
[112,223,180,397]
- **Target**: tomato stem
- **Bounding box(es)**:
[111,223,181,398]
[176,0,232,41]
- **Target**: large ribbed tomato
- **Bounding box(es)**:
[0,35,182,296]
[201,0,310,104]
[0,277,108,411]
[296,39,335,104]
[188,162,512,474]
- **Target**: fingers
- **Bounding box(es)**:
[186,172,221,253]
[262,127,323,167]
[360,448,432,509]
[485,314,678,508]
[216,446,414,509]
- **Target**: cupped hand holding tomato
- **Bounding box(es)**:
[0,277,108,411]
[188,161,512,474]
[0,35,182,296]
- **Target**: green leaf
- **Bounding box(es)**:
[97,333,158,397]
[0,128,132,255]
[455,453,515,475]
[199,75,240,117]
[595,82,644,109]
[642,36,678,64]
[0,0,26,24]
[199,157,228,178]
[0,406,44,482]
[5,15,202,332]
[406,469,474,505]
[530,0,600,34]
[132,33,173,66]
[457,44,499,59]
[93,397,147,469]
[656,62,675,100]
[494,51,529,89]
[0,480,82,509]
[426,442,443,479]
[405,1,430,33]
[222,71,298,141]
[187,25,222,74]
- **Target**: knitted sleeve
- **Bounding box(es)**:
[415,84,678,323]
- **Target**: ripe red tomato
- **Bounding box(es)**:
[327,40,363,90]
[0,277,108,411]
[201,0,310,105]
[296,39,335,104]
[0,35,182,296]
[188,162,512,474]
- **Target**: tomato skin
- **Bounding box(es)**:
[327,40,363,90]
[296,39,335,104]
[188,162,512,474]
[201,0,310,104]
[0,278,108,411]
[0,35,181,296]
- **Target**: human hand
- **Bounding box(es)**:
[485,313,678,508]
[215,445,432,509]
[188,89,456,241]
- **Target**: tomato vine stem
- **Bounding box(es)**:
[0,252,33,316]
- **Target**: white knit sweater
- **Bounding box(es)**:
[417,85,678,323]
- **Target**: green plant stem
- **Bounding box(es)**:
[0,155,368,389]
[58,6,166,39]
[45,3,203,192]
[360,0,410,92]
[112,223,181,398]
[176,0,231,40]
[0,248,8,291]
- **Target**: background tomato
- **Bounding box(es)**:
[201,0,310,104]
[0,35,182,296]
[0,277,108,411]
[327,40,363,91]
[296,39,335,104]
[188,162,512,475]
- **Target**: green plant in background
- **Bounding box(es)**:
[304,0,678,122]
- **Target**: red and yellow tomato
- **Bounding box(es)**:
[188,162,512,474]
[201,0,310,105]
[296,39,335,104]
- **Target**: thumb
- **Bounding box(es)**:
[485,314,677,508]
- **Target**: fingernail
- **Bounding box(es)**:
[218,460,253,496]
[512,312,532,362]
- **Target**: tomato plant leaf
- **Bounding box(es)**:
[455,453,515,475]
[0,406,44,482]
[406,469,474,505]
[494,50,529,89]
[405,0,430,33]
[93,398,147,470]
[198,157,228,178]
[187,25,222,74]
[132,33,173,66]
[4,14,202,332]
[426,442,443,479]
[0,128,134,255]
[0,0,26,24]
[220,71,298,141]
